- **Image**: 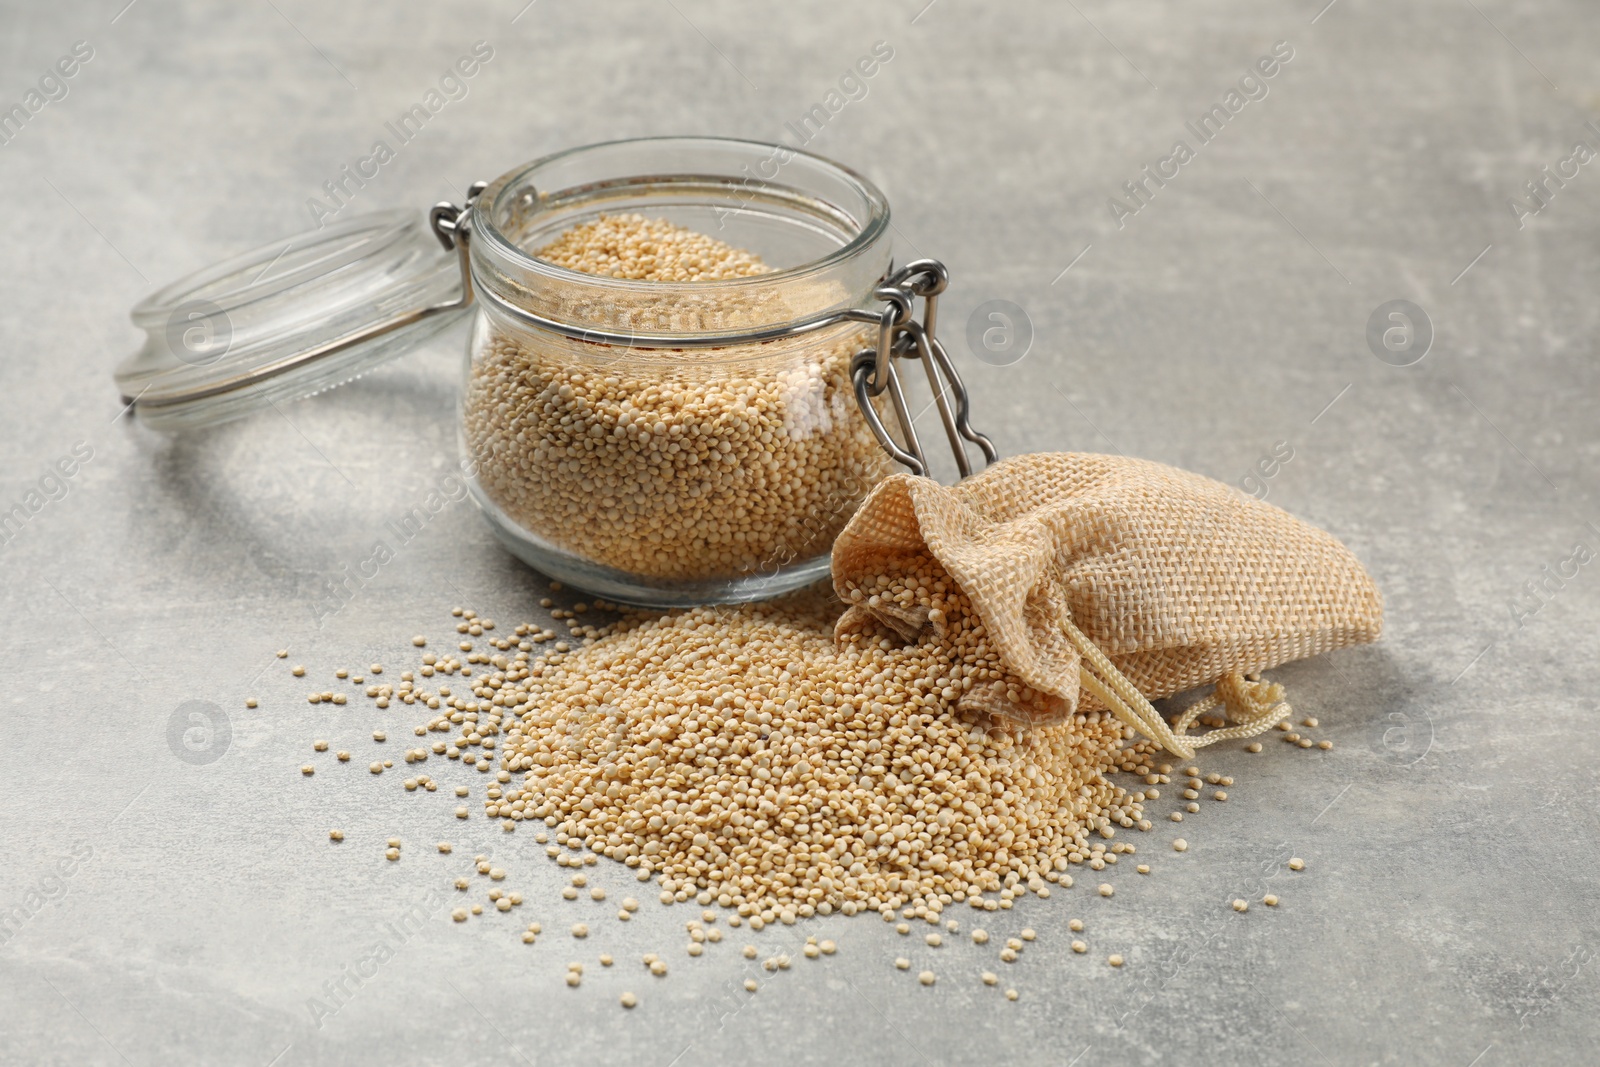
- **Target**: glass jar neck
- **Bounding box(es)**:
[468,137,892,339]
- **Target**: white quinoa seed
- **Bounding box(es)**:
[1289,857,1305,870]
[919,971,936,986]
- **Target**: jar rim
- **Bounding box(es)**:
[471,136,892,294]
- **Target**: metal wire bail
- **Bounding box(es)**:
[850,259,998,480]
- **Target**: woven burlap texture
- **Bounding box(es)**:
[832,453,1383,754]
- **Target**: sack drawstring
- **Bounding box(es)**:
[1060,615,1290,758]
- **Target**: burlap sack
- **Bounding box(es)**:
[831,453,1383,757]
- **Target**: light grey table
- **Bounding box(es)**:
[3,1,1597,1064]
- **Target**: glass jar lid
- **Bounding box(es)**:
[115,208,468,431]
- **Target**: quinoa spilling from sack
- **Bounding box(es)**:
[463,214,891,582]
[499,554,1158,912]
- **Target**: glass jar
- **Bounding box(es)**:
[114,137,994,606]
[461,138,896,605]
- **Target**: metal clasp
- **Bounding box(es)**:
[429,179,487,304]
[850,259,999,480]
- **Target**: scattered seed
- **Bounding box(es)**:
[1098,884,1114,897]
[1288,857,1304,870]
[1108,955,1124,967]
[328,830,343,842]
[1264,894,1279,906]
[1232,899,1249,913]
[1072,940,1087,953]
[918,971,936,986]
[1172,839,1188,852]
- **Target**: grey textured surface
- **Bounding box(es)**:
[2,1,1597,1064]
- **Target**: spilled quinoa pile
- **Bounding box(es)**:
[501,557,1156,914]
[286,561,1326,1005]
